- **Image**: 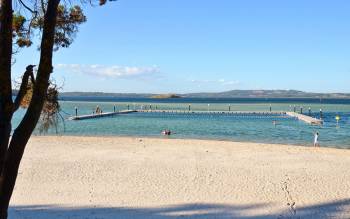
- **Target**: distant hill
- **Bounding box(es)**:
[59,90,350,99]
[181,90,350,99]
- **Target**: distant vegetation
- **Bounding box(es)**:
[58,90,350,99]
[151,94,182,99]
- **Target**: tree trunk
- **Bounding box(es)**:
[0,0,60,218]
[0,0,13,175]
[0,0,13,216]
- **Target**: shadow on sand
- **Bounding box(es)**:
[9,199,350,219]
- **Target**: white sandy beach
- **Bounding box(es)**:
[9,136,350,218]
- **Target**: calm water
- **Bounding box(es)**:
[12,98,350,149]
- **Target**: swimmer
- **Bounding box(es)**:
[161,129,172,135]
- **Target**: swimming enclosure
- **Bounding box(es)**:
[12,99,350,148]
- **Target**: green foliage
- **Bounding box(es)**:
[14,4,87,50]
[12,14,26,33]
[31,5,87,50]
[55,5,87,49]
[38,84,62,134]
[12,13,32,47]
[19,79,63,134]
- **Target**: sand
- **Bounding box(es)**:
[9,136,350,218]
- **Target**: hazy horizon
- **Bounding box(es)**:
[59,89,350,95]
[58,88,350,95]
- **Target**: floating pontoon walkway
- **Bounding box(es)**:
[137,110,286,115]
[286,112,323,125]
[69,109,323,125]
[138,110,323,124]
[69,110,137,120]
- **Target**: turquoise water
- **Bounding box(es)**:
[13,100,350,148]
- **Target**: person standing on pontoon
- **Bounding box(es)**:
[95,105,102,114]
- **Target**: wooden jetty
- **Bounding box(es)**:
[69,109,323,125]
[137,110,322,124]
[286,112,323,125]
[137,110,287,115]
[69,110,137,120]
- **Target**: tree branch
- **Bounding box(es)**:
[18,0,36,14]
[41,0,47,14]
[13,65,36,113]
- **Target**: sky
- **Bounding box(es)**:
[12,0,350,93]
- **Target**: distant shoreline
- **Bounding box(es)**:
[58,96,350,104]
[57,89,350,99]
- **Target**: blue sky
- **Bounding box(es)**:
[12,0,350,93]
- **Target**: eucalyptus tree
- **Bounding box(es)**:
[0,0,110,217]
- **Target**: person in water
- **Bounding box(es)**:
[161,129,172,135]
[314,132,320,147]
